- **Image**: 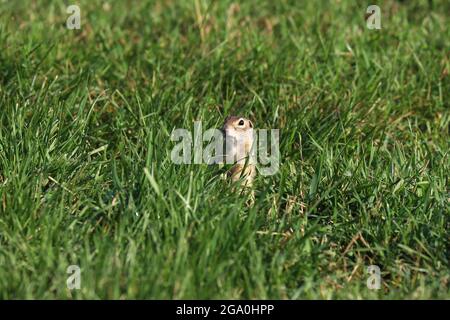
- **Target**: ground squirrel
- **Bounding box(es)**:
[222,116,256,189]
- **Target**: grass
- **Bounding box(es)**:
[0,0,449,299]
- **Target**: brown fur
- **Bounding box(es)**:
[222,116,256,190]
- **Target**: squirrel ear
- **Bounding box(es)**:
[248,120,253,128]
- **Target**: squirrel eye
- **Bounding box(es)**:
[238,119,245,126]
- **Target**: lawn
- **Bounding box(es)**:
[0,0,448,299]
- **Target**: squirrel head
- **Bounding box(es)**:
[222,116,254,141]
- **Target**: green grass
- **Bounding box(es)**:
[0,0,449,299]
